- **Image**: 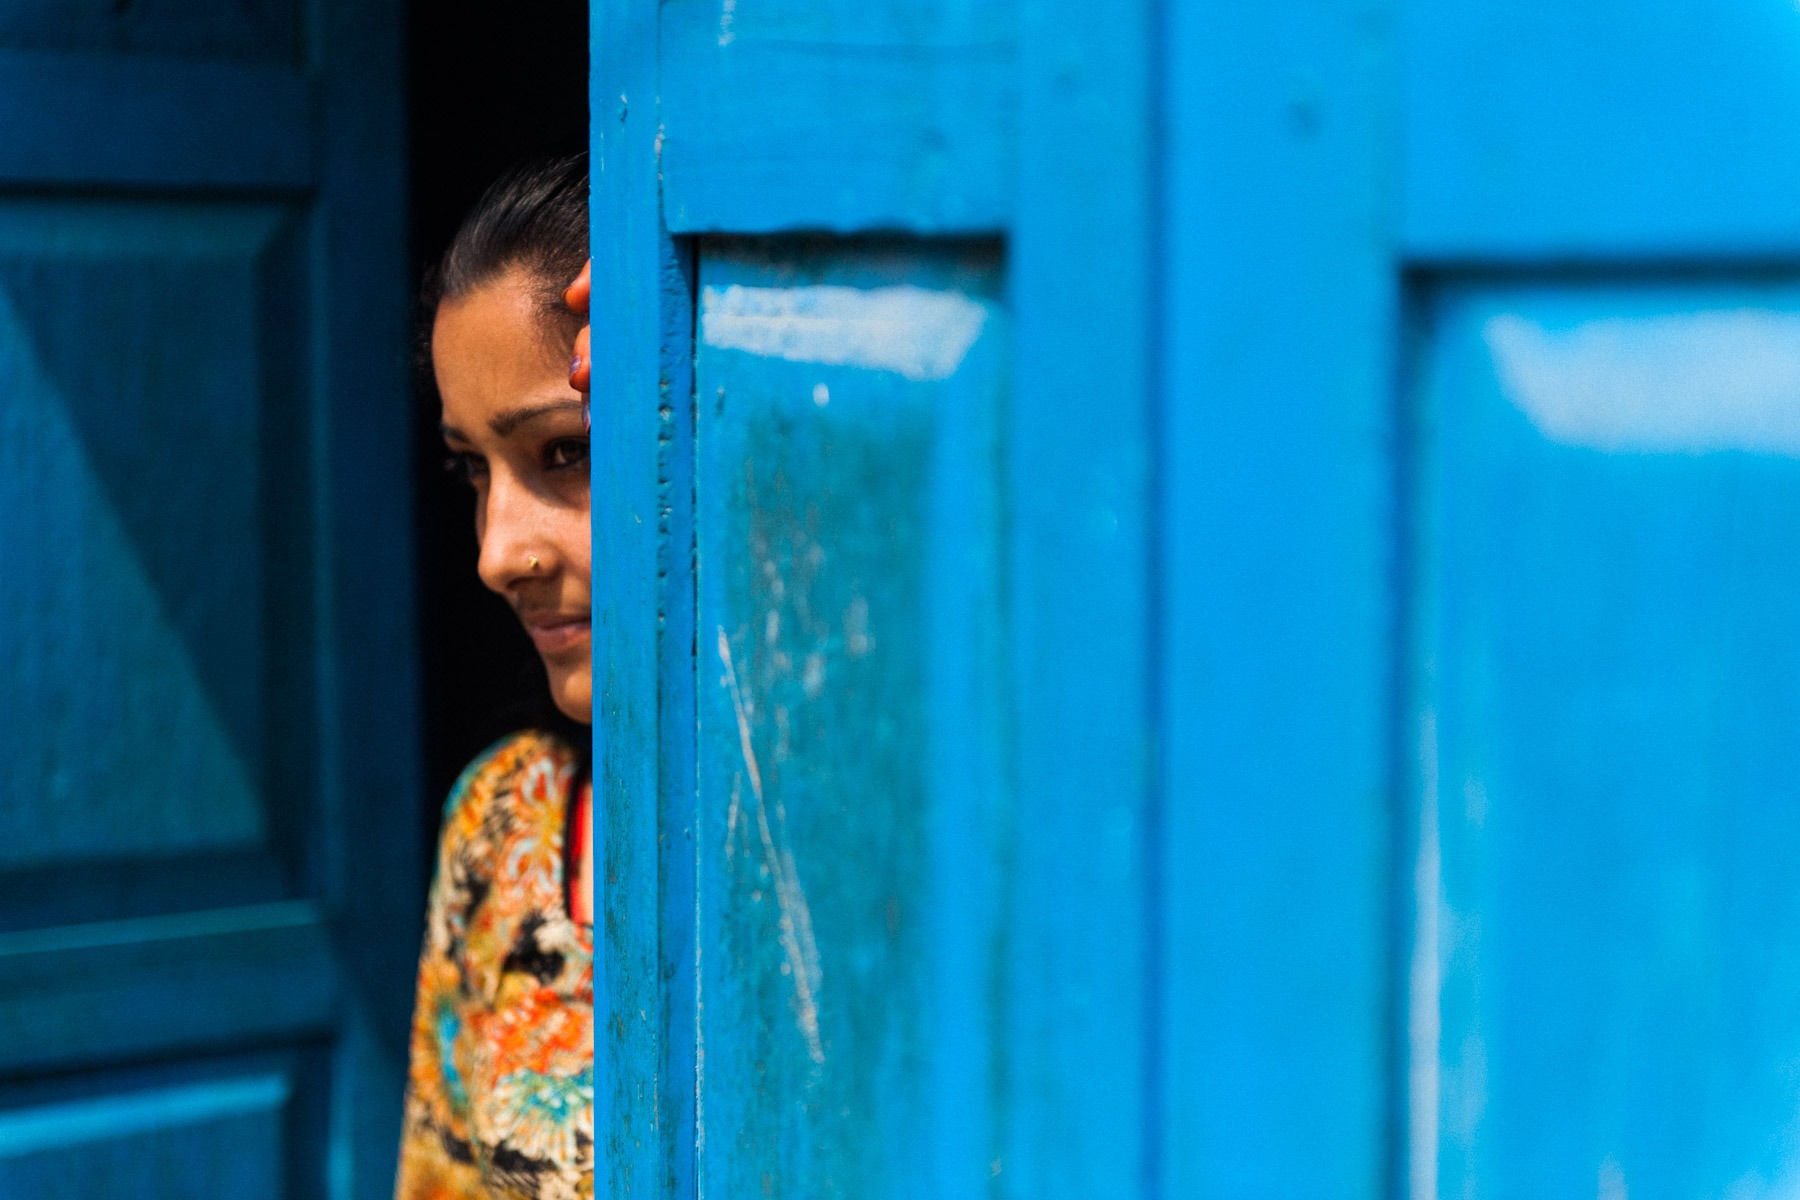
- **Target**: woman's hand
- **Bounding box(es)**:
[565,261,591,395]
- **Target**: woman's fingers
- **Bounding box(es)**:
[566,261,592,394]
[570,324,591,395]
[564,261,590,314]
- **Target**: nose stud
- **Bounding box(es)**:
[527,555,540,571]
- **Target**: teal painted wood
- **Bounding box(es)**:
[592,2,695,1194]
[603,0,1162,1193]
[1394,3,1800,1196]
[0,52,310,188]
[0,1075,291,1199]
[659,0,1012,234]
[0,1,417,1196]
[1404,0,1800,258]
[1411,280,1800,1196]
[0,904,336,1076]
[618,0,1800,1195]
[694,241,1008,1198]
[1157,0,1397,1194]
[1010,0,1158,1191]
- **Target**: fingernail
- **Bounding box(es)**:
[583,400,591,434]
[570,355,582,375]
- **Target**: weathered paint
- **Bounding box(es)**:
[1416,280,1800,1196]
[591,3,698,1196]
[700,283,989,382]
[1483,308,1800,454]
[602,0,1159,1192]
[695,242,1008,1199]
[0,2,417,1195]
[604,0,1800,1195]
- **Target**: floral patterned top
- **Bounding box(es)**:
[395,731,593,1200]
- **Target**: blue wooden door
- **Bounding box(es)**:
[599,0,1800,1195]
[0,5,418,1197]
[591,0,1153,1195]
[1162,0,1800,1196]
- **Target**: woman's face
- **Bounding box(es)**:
[434,267,592,724]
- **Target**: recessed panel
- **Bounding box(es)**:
[1412,280,1800,1197]
[0,0,300,63]
[696,241,1008,1197]
[0,199,292,868]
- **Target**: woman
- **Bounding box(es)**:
[397,156,595,1200]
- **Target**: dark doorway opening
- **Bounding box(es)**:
[407,0,589,865]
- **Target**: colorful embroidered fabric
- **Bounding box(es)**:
[396,731,593,1200]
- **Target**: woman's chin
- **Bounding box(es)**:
[548,667,593,726]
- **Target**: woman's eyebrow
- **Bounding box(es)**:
[489,399,585,436]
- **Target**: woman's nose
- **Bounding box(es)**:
[476,473,549,594]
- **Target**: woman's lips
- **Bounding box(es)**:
[521,612,591,656]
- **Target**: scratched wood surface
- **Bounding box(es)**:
[0,2,417,1195]
[694,241,1006,1198]
[597,0,1156,1192]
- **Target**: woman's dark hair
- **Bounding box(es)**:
[421,153,589,356]
[421,154,592,765]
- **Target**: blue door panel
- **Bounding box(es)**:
[694,241,1008,1197]
[0,199,287,868]
[0,1,414,1195]
[1413,280,1800,1196]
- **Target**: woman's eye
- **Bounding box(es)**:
[443,451,487,484]
[545,438,590,471]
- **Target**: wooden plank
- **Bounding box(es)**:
[0,903,336,1076]
[593,1,692,1194]
[1157,0,1396,1193]
[1403,0,1800,259]
[659,9,1011,234]
[0,1073,291,1197]
[0,51,311,189]
[1006,0,1156,1193]
[308,2,416,1195]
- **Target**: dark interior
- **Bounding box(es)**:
[406,0,590,867]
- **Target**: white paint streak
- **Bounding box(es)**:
[1484,309,1800,455]
[701,283,989,381]
[1410,710,1442,1200]
[718,628,825,1064]
[724,773,742,862]
[717,0,736,46]
[1598,1157,1629,1200]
